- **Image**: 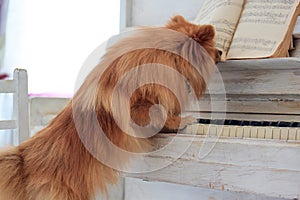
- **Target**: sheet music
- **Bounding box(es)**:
[194,0,245,60]
[227,0,300,59]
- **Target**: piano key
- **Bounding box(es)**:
[236,126,244,138]
[209,125,217,136]
[229,120,241,126]
[222,126,230,137]
[291,122,300,127]
[265,127,273,139]
[216,125,223,137]
[250,121,263,126]
[288,128,297,140]
[297,129,300,140]
[224,120,231,125]
[273,128,281,140]
[257,127,266,139]
[197,124,204,135]
[229,126,237,137]
[250,127,258,138]
[204,125,209,135]
[262,121,271,126]
[243,126,251,138]
[184,124,196,134]
[280,128,289,140]
[241,121,250,126]
[278,121,291,127]
[270,121,279,127]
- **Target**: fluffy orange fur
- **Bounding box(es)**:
[0,16,219,200]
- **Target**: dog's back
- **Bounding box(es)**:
[0,147,27,199]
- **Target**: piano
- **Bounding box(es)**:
[30,58,300,200]
[118,1,300,199]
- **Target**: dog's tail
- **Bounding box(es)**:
[0,147,26,200]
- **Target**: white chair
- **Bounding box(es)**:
[0,68,30,145]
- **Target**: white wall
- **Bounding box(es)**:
[0,0,120,146]
[3,0,120,95]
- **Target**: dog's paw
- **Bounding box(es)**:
[179,116,197,129]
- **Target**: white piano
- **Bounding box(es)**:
[30,0,300,199]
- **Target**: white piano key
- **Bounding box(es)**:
[280,128,289,141]
[209,125,217,136]
[229,126,237,137]
[273,128,281,140]
[197,124,204,135]
[216,125,223,137]
[297,129,300,141]
[243,126,251,138]
[288,128,297,140]
[265,127,273,139]
[250,127,258,138]
[203,125,209,136]
[257,127,266,139]
[236,126,243,138]
[222,126,230,137]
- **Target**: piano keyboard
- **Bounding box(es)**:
[183,119,300,141]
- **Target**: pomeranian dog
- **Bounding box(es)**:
[0,15,219,200]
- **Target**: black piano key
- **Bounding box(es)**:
[198,119,210,124]
[250,121,263,126]
[224,120,231,125]
[270,121,279,127]
[229,120,241,126]
[196,118,300,127]
[241,121,249,126]
[278,121,291,127]
[291,122,300,127]
[262,121,271,126]
[210,119,219,125]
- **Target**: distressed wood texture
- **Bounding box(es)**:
[125,177,286,200]
[0,69,30,145]
[128,134,300,199]
[30,97,70,134]
[186,58,300,121]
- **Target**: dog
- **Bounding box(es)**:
[0,15,220,200]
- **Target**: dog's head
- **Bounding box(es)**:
[166,15,221,62]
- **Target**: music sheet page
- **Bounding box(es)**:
[227,0,300,59]
[194,0,245,60]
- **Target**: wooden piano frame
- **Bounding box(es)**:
[119,0,300,199]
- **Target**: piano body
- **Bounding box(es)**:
[119,0,300,199]
[29,1,300,199]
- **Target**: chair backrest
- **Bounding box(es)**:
[0,68,29,145]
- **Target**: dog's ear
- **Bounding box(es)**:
[167,15,187,27]
[170,15,186,24]
[193,25,215,43]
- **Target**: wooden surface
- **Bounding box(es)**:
[0,69,30,145]
[125,177,286,200]
[13,69,30,144]
[128,134,300,199]
[187,58,300,121]
[0,80,16,93]
[30,97,69,133]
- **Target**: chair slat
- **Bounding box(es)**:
[0,120,17,130]
[0,80,16,93]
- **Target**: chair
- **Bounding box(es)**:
[0,68,30,145]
